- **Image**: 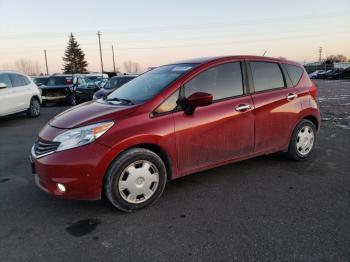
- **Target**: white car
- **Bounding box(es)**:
[0,71,42,118]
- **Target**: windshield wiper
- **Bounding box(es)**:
[106,97,134,105]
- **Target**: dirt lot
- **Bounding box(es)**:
[0,80,349,261]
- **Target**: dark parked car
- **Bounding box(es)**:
[74,77,100,103]
[31,56,320,212]
[327,67,350,80]
[40,74,84,106]
[93,75,138,100]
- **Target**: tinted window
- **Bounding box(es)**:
[107,63,197,103]
[154,90,179,114]
[47,76,72,86]
[184,62,243,100]
[284,64,304,86]
[9,74,26,87]
[0,74,12,87]
[250,62,285,92]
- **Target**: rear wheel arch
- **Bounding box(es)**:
[302,115,319,130]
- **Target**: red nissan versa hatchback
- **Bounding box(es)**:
[30,56,320,212]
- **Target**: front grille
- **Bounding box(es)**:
[33,140,60,157]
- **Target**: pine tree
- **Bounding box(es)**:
[62,33,88,74]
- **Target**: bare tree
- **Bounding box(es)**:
[14,59,42,75]
[323,54,348,64]
[123,60,140,74]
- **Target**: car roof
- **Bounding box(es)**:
[172,55,301,67]
[0,70,29,75]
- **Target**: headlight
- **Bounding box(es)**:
[53,121,114,152]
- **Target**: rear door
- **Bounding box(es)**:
[173,61,254,174]
[0,73,17,115]
[248,60,302,153]
[9,73,30,110]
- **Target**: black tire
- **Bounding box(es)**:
[287,119,317,161]
[66,94,76,106]
[104,148,167,212]
[26,97,41,117]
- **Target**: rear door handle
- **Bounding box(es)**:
[235,104,251,112]
[287,93,298,101]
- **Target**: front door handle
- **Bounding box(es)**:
[235,104,251,112]
[287,93,298,101]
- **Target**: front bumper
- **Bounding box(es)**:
[42,95,67,102]
[30,142,111,200]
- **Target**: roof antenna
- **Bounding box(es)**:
[262,50,267,56]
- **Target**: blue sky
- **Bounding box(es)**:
[0,0,349,73]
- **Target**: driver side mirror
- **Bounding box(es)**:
[0,82,7,89]
[181,92,213,115]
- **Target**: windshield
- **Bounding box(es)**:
[104,77,135,89]
[107,63,197,103]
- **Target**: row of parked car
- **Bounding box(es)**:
[32,73,138,106]
[0,71,138,118]
[308,67,350,80]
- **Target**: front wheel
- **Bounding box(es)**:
[66,94,76,106]
[27,98,41,117]
[104,148,167,212]
[287,119,317,160]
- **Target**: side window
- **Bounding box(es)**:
[0,74,13,88]
[154,90,179,114]
[284,64,304,86]
[21,75,31,85]
[184,62,243,100]
[9,74,26,87]
[250,62,285,92]
[78,77,87,87]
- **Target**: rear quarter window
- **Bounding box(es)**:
[250,62,285,92]
[284,64,304,86]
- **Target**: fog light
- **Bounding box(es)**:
[57,183,66,192]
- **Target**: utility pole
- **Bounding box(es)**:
[97,31,104,73]
[44,49,49,75]
[318,47,323,62]
[112,44,116,73]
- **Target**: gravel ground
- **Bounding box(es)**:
[0,80,349,262]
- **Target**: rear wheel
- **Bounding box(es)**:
[104,148,167,212]
[27,98,40,117]
[287,119,317,160]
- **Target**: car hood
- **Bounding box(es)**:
[49,100,138,129]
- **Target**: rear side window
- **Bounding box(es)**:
[284,64,304,86]
[0,74,12,87]
[250,62,285,92]
[184,62,243,100]
[9,74,26,87]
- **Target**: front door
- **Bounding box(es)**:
[174,61,254,174]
